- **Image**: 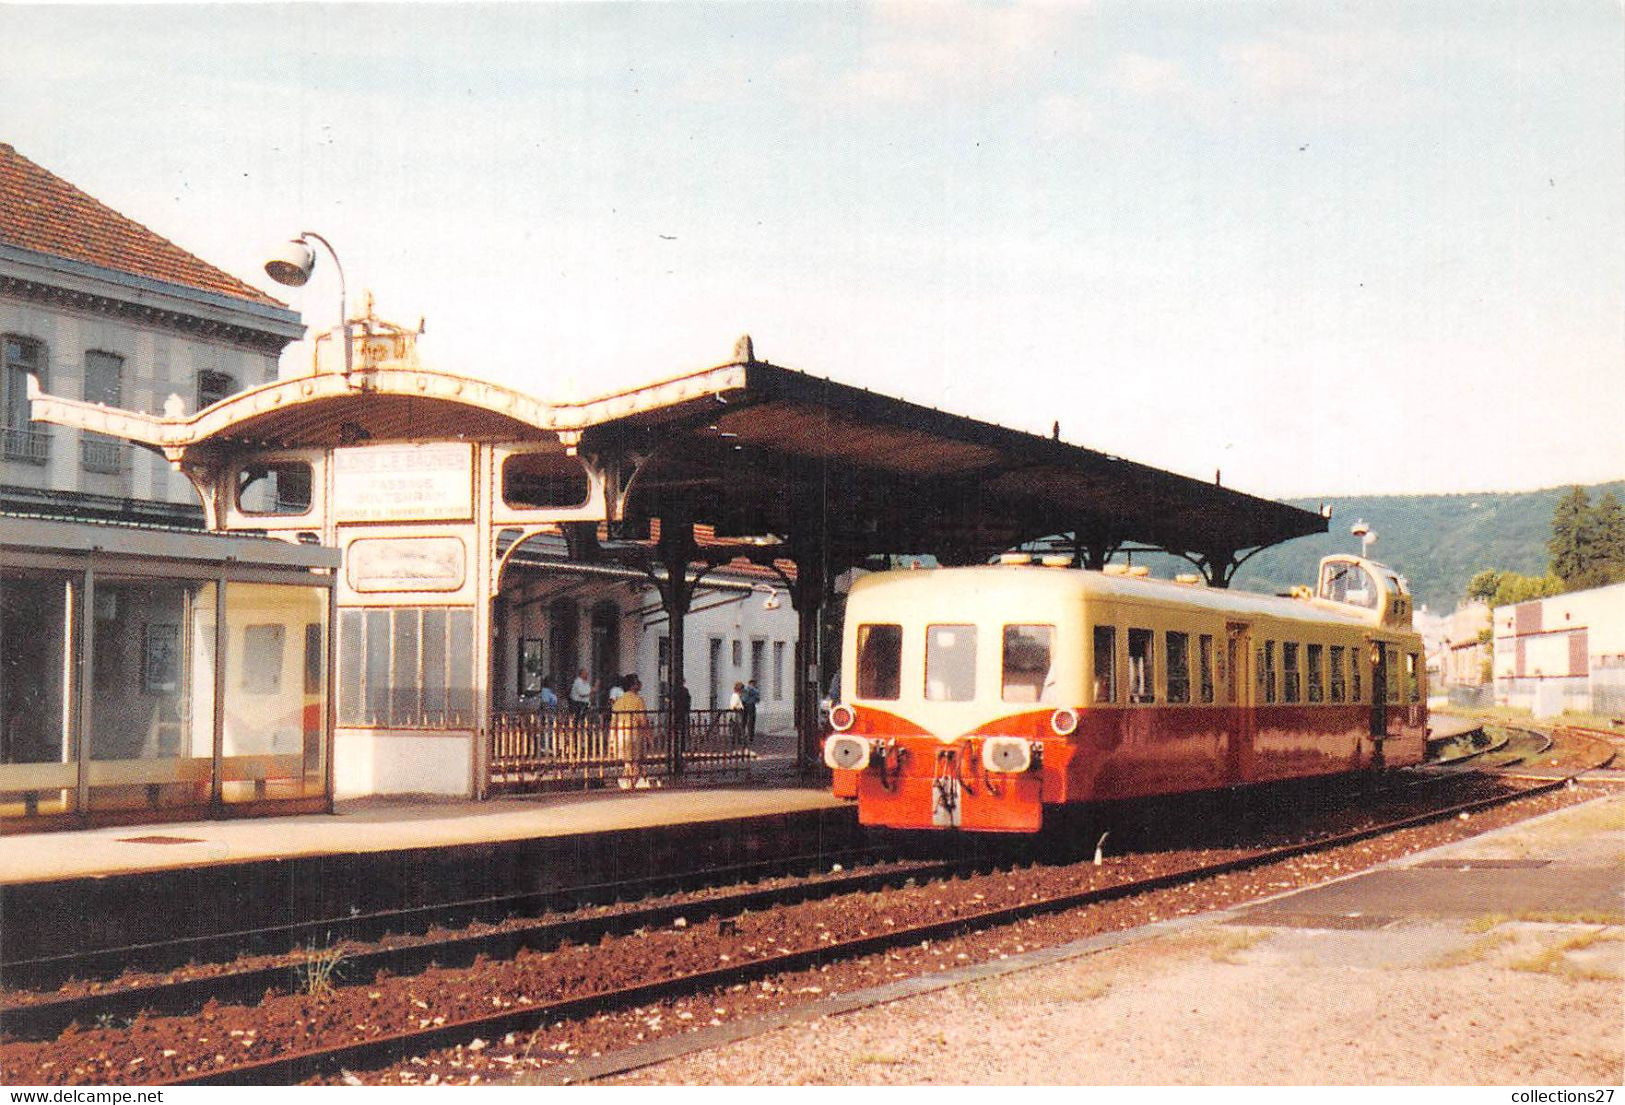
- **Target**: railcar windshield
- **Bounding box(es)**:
[1002,624,1054,703]
[925,624,977,701]
[855,624,902,700]
[1320,561,1380,609]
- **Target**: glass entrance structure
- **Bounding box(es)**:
[1,515,338,829]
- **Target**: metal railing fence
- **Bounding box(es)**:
[487,707,753,792]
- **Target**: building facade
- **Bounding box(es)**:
[0,142,302,523]
[1493,581,1625,718]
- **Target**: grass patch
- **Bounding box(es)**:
[1430,930,1519,970]
[296,941,347,997]
[854,1053,907,1066]
[1509,931,1623,981]
[1206,928,1269,964]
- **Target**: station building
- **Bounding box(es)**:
[0,142,302,523]
[1493,580,1625,718]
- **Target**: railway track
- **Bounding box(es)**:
[169,769,1593,1086]
[0,756,1493,1042]
[5,727,1612,1087]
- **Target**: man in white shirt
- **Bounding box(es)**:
[569,669,593,719]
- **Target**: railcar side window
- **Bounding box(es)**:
[1258,641,1277,704]
[1282,643,1301,703]
[1002,624,1054,703]
[1093,626,1117,703]
[1350,647,1363,702]
[1198,634,1215,703]
[1407,652,1421,703]
[1386,646,1401,704]
[1329,645,1346,702]
[856,624,903,701]
[925,624,977,701]
[1307,643,1324,702]
[1127,629,1155,704]
[1165,631,1190,704]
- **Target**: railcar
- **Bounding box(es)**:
[823,554,1427,832]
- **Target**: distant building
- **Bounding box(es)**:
[1435,600,1493,707]
[0,141,302,524]
[1493,581,1625,718]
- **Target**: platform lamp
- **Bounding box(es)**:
[264,232,352,376]
[1351,519,1377,558]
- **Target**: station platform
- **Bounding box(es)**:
[0,779,856,974]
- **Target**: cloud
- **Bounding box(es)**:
[794,3,1076,106]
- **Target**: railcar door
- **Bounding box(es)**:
[1369,643,1389,765]
[1224,622,1253,784]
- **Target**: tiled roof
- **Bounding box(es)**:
[0,142,287,309]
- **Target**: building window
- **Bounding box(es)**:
[1282,642,1301,703]
[337,606,476,727]
[1093,626,1117,704]
[80,350,126,474]
[856,624,902,701]
[925,624,977,701]
[1127,628,1155,704]
[750,638,765,690]
[237,460,313,515]
[772,640,785,700]
[501,451,591,510]
[3,335,49,463]
[1165,631,1190,704]
[731,638,742,667]
[196,369,237,411]
[1198,634,1215,704]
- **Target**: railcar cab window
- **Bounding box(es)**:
[1002,624,1054,703]
[1127,628,1155,704]
[1093,626,1117,703]
[1165,631,1190,704]
[1406,652,1421,702]
[1386,646,1401,704]
[1320,561,1380,609]
[925,624,977,701]
[855,624,902,700]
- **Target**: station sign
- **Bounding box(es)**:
[333,443,474,522]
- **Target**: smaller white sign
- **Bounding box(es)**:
[348,536,467,593]
[333,443,473,522]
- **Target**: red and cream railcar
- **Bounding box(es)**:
[824,554,1427,832]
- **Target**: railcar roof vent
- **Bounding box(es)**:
[1103,563,1129,576]
[1127,565,1151,577]
[1040,554,1072,568]
[999,552,1033,565]
[1174,573,1205,585]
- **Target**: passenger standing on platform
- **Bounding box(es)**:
[537,680,559,710]
[612,674,651,789]
[729,681,745,745]
[608,677,626,706]
[741,679,760,741]
[569,668,592,720]
[729,682,745,711]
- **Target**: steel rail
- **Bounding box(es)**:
[162,768,1597,1087]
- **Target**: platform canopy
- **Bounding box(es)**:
[29,337,1324,578]
[582,357,1326,577]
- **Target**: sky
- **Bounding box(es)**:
[4,1,1622,500]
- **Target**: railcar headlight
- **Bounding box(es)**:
[828,703,856,732]
[824,734,872,771]
[982,736,1032,774]
[1050,707,1079,736]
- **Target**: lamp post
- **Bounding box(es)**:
[264,232,351,376]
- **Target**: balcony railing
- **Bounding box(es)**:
[2,426,50,465]
[487,708,753,792]
[80,435,126,475]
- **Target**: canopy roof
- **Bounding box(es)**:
[31,347,1324,568]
